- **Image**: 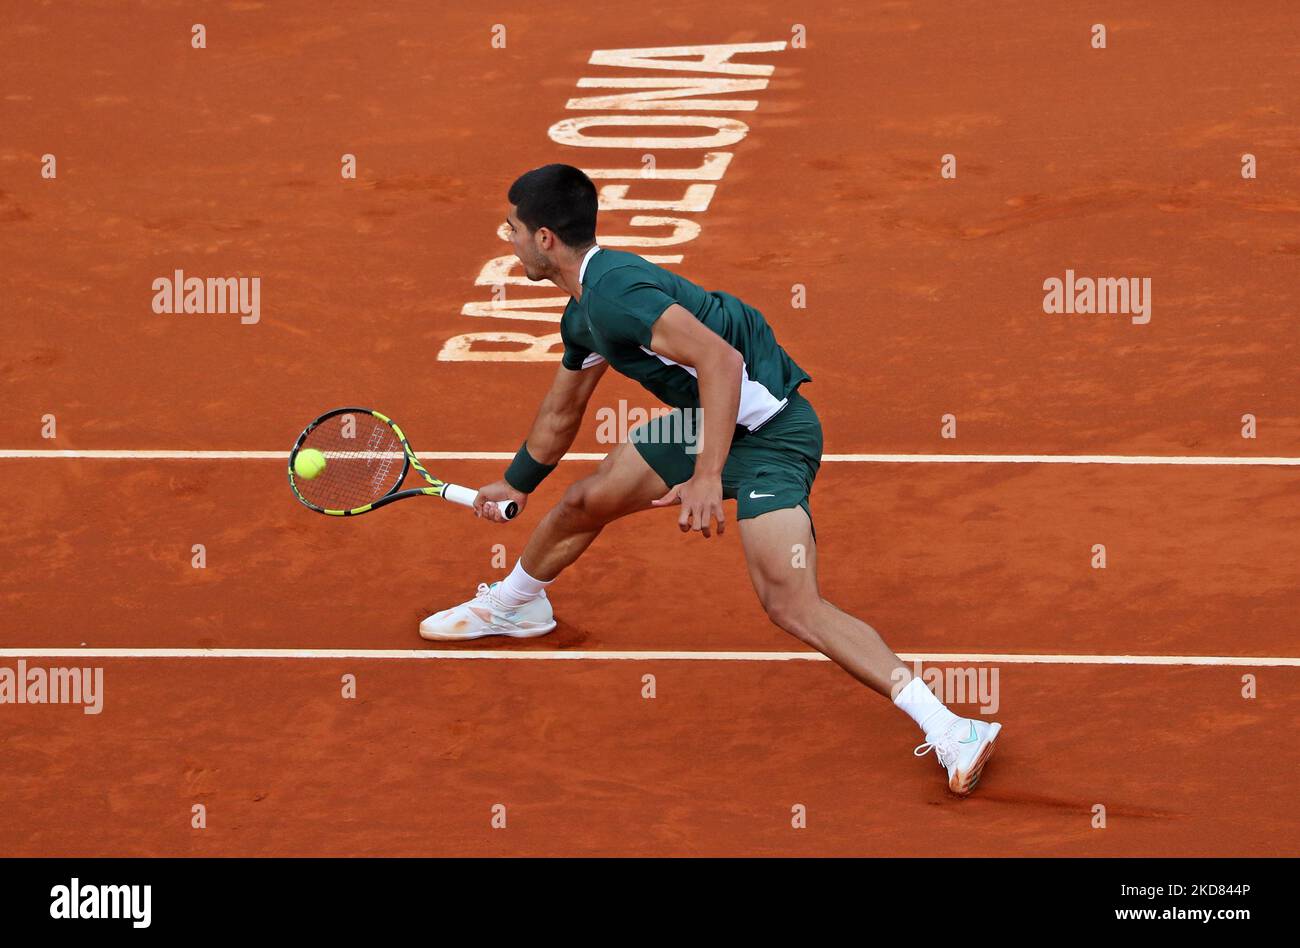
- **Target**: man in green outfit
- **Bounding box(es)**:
[420,164,1001,795]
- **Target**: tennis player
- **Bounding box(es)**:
[421,164,1001,795]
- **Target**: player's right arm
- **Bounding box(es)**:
[473,359,609,521]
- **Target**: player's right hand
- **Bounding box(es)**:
[474,479,527,523]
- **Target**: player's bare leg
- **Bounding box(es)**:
[738,505,1003,794]
[737,505,910,697]
[519,439,669,581]
[420,441,666,641]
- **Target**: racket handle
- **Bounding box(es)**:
[442,483,519,521]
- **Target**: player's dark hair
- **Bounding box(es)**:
[507,164,597,249]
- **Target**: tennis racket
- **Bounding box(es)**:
[288,407,518,520]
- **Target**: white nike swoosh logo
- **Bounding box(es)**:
[749,491,775,499]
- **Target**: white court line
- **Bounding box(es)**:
[2,450,1299,466]
[0,648,1295,666]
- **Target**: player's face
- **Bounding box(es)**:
[505,207,548,282]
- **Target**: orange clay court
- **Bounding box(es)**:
[1,3,1298,856]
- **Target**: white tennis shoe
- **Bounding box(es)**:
[914,717,1002,796]
[419,582,556,641]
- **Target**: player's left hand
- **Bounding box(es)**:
[652,474,725,538]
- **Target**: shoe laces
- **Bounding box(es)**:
[913,722,962,768]
[473,582,504,611]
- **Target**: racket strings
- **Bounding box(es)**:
[295,413,406,511]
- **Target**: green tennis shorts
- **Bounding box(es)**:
[631,388,823,532]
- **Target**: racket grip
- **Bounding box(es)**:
[442,483,519,521]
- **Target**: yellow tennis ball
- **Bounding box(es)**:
[294,448,327,480]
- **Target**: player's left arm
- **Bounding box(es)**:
[646,303,743,537]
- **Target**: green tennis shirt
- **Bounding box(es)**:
[559,248,811,431]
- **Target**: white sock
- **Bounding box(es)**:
[893,677,960,737]
[493,559,553,608]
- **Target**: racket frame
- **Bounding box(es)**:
[288,407,517,519]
